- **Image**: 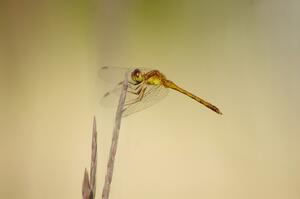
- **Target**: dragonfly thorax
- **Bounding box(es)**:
[144,70,166,86]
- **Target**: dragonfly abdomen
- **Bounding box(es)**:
[163,79,222,115]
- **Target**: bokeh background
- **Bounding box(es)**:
[1,0,300,198]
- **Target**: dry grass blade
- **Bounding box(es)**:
[82,168,91,199]
[90,116,97,198]
[102,72,128,199]
[82,118,98,199]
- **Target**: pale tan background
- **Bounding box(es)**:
[1,0,300,199]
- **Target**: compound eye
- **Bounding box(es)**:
[131,68,143,82]
[133,68,141,76]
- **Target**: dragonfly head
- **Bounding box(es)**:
[131,68,144,83]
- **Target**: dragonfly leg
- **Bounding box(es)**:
[124,86,147,107]
[125,84,157,105]
[127,84,143,95]
[125,87,144,105]
[128,82,142,91]
[128,81,140,86]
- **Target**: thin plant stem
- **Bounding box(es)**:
[102,72,128,199]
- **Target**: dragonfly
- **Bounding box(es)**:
[99,66,222,117]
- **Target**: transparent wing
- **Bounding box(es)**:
[98,66,135,107]
[99,66,168,117]
[100,82,168,110]
[98,66,152,84]
[100,80,124,107]
[98,66,131,85]
[122,84,169,117]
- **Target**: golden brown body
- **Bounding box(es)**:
[136,69,222,115]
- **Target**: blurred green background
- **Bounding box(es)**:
[1,0,300,199]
